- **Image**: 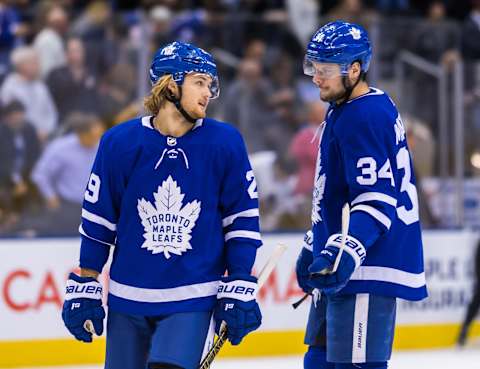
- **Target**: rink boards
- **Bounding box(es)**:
[1,231,479,367]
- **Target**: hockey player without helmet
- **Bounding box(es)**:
[304,21,372,78]
[149,41,220,99]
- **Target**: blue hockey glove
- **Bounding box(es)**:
[62,272,105,343]
[296,230,314,293]
[214,274,262,345]
[308,233,366,295]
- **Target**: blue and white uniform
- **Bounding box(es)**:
[62,41,262,369]
[304,88,428,365]
[79,116,262,316]
[299,20,428,369]
[311,88,427,301]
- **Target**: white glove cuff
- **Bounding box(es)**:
[326,233,366,269]
[217,279,258,302]
[65,279,103,301]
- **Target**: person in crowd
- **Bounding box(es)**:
[289,100,327,197]
[47,37,98,122]
[0,1,29,78]
[33,4,69,78]
[25,113,104,235]
[461,0,480,61]
[0,100,40,231]
[0,46,58,142]
[222,57,275,153]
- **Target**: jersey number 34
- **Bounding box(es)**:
[356,147,419,225]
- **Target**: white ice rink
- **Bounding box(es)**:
[15,348,480,369]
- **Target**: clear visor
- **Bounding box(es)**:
[209,76,220,99]
[303,58,347,79]
[187,72,220,99]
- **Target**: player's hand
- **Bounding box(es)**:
[308,234,366,295]
[62,273,105,342]
[296,230,314,293]
[214,274,262,345]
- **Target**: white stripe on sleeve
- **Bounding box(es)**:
[351,204,391,229]
[351,192,397,207]
[225,230,262,242]
[82,208,117,231]
[222,208,259,227]
[79,225,115,247]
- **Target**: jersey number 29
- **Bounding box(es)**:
[85,173,101,203]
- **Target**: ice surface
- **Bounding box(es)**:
[14,348,480,369]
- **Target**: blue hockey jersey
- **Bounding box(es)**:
[311,88,427,301]
[78,116,262,315]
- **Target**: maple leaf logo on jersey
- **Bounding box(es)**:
[311,149,326,224]
[137,176,201,259]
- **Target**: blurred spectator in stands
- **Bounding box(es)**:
[0,1,29,78]
[71,1,113,77]
[97,61,136,124]
[374,0,410,14]
[0,100,40,231]
[0,46,58,142]
[413,1,460,66]
[286,0,319,46]
[266,52,303,153]
[222,57,275,153]
[245,38,267,63]
[327,0,378,27]
[33,4,68,78]
[23,113,104,236]
[462,0,480,61]
[462,0,480,103]
[289,100,326,197]
[147,5,173,51]
[259,153,306,231]
[461,1,480,161]
[405,115,439,228]
[412,0,460,128]
[46,37,98,123]
[170,8,209,45]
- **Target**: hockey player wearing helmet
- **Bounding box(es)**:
[296,21,427,369]
[303,20,372,104]
[61,41,262,369]
[145,41,220,126]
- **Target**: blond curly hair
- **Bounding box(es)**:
[143,75,174,115]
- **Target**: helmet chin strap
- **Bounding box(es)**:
[165,86,197,124]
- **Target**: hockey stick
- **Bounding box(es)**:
[291,203,350,309]
[198,243,288,369]
[331,202,350,274]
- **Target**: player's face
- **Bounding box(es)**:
[181,73,213,119]
[310,62,347,102]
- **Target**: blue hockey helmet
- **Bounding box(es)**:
[149,41,219,99]
[304,21,372,77]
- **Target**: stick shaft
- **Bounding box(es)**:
[332,203,350,273]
